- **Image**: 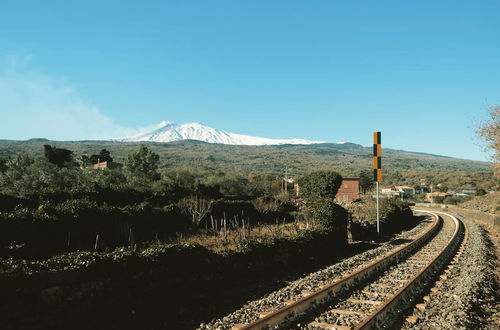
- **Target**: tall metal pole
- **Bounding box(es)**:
[373,131,382,235]
[376,181,380,234]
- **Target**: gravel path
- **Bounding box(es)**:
[198,217,433,329]
[403,217,500,330]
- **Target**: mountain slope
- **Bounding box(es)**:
[0,139,494,191]
[117,121,325,145]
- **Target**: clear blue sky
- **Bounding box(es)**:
[0,1,498,161]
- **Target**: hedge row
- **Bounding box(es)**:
[0,197,296,258]
[0,199,189,258]
[350,199,416,240]
[0,229,346,329]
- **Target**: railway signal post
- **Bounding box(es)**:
[373,132,382,234]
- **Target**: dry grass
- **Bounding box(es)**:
[459,192,500,214]
[171,218,318,253]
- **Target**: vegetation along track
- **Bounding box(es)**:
[209,211,464,330]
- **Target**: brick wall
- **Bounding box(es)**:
[336,178,360,203]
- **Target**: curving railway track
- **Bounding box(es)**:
[219,210,465,330]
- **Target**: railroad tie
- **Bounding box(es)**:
[406,316,419,324]
[346,298,382,305]
[329,309,367,316]
[415,303,426,311]
[308,321,353,329]
[361,290,391,297]
[369,283,394,289]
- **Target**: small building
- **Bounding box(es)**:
[425,192,450,201]
[459,189,476,195]
[92,161,122,170]
[93,161,108,169]
[381,185,415,198]
[336,178,360,203]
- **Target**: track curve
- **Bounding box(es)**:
[229,210,464,330]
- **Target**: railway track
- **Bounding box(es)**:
[228,210,464,330]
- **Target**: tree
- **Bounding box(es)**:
[476,105,500,178]
[252,196,281,215]
[0,157,7,173]
[305,198,348,243]
[0,155,63,197]
[475,188,487,196]
[124,145,160,180]
[77,155,92,167]
[90,149,113,164]
[179,195,214,227]
[436,185,448,193]
[298,170,343,201]
[0,153,34,187]
[44,145,74,168]
[358,170,374,193]
[299,170,347,243]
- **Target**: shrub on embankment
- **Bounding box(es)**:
[298,170,348,244]
[0,227,346,330]
[348,197,416,240]
[0,199,189,258]
[305,199,348,244]
[0,196,298,259]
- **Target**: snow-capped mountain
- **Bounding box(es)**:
[117,121,325,145]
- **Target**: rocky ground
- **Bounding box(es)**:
[459,192,500,214]
[198,217,433,329]
[403,218,499,329]
[198,212,500,330]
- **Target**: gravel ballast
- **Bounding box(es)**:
[298,212,457,329]
[198,217,433,329]
[403,218,500,330]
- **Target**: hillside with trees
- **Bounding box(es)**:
[0,139,495,191]
[0,141,469,329]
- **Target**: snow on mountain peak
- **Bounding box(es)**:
[116,121,325,146]
[157,121,173,128]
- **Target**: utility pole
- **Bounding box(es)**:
[284,166,288,194]
[373,132,382,235]
[376,181,380,233]
[430,185,433,205]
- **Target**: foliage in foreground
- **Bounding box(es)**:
[0,143,419,262]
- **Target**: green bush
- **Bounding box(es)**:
[442,195,472,205]
[298,170,343,201]
[305,199,348,244]
[0,198,191,258]
[349,198,416,240]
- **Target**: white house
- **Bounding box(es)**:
[381,185,416,198]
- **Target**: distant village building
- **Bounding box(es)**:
[381,185,415,198]
[92,161,122,170]
[336,178,361,203]
[425,192,450,201]
[294,183,300,197]
[93,161,108,169]
[459,189,477,195]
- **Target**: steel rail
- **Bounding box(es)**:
[234,211,442,330]
[354,210,462,329]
